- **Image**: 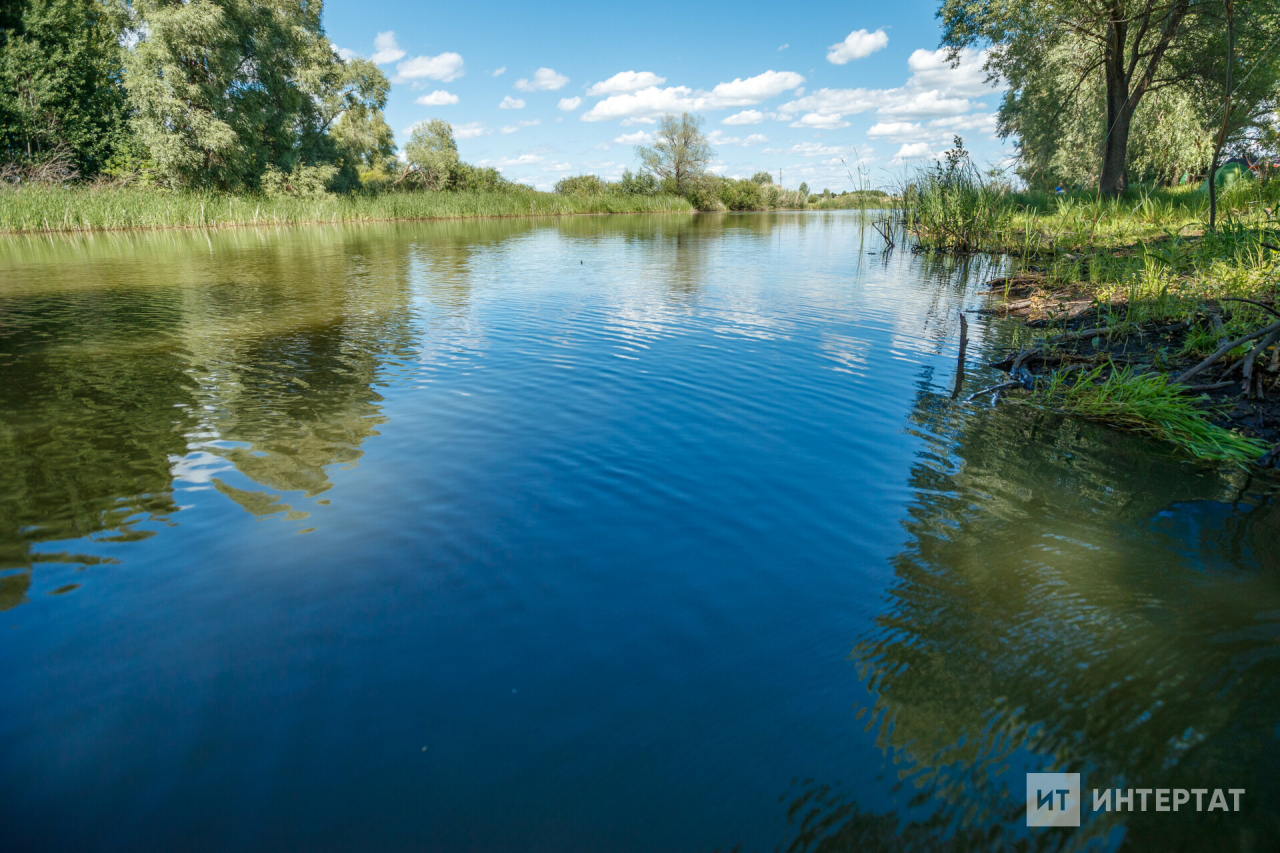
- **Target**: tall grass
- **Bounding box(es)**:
[901,159,1013,252]
[1033,366,1268,463]
[0,185,694,233]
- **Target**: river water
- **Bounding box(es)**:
[1,213,1276,852]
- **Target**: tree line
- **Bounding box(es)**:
[942,0,1280,195]
[0,0,396,192]
[3,0,1277,199]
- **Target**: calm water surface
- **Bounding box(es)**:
[1,213,1277,852]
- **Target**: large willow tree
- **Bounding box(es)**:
[125,0,391,189]
[941,0,1280,195]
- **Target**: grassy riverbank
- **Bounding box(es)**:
[0,185,694,233]
[915,172,1280,463]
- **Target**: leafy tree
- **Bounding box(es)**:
[635,112,714,195]
[940,0,1280,196]
[0,0,129,174]
[616,167,658,195]
[399,119,459,189]
[554,174,606,195]
[125,0,355,189]
[797,181,809,197]
[999,38,1214,188]
[321,56,395,183]
[750,170,773,185]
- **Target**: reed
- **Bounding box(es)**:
[0,185,694,233]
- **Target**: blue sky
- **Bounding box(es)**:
[325,0,1011,191]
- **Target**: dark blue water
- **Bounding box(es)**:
[1,214,1277,852]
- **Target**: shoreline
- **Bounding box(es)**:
[970,272,1280,465]
[0,206,709,237]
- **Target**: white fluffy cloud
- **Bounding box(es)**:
[542,161,572,172]
[396,52,465,83]
[480,154,545,168]
[515,68,569,92]
[708,71,805,107]
[333,44,358,61]
[582,70,804,123]
[558,96,582,111]
[791,142,849,157]
[415,90,459,106]
[791,113,851,129]
[614,131,652,144]
[864,113,998,153]
[928,112,999,134]
[904,48,993,97]
[777,47,995,128]
[891,142,937,165]
[499,96,525,109]
[707,130,768,146]
[722,109,767,125]
[501,119,541,134]
[372,31,405,64]
[867,121,923,141]
[586,71,667,96]
[453,122,491,139]
[827,29,889,64]
[492,66,506,77]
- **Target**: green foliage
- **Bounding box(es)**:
[554,174,607,195]
[615,168,658,196]
[0,184,694,231]
[904,137,1013,252]
[797,181,808,197]
[809,190,891,210]
[750,171,772,185]
[447,161,507,192]
[942,0,1280,196]
[261,163,338,199]
[325,57,395,180]
[1002,41,1215,189]
[1032,366,1267,463]
[719,177,763,210]
[123,0,391,191]
[402,119,458,189]
[635,112,714,195]
[0,0,129,175]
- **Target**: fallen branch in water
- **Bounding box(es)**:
[951,312,968,399]
[964,381,1022,403]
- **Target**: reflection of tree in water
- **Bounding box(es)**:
[0,225,420,599]
[773,380,1280,852]
[0,284,194,598]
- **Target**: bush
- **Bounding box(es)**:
[718,178,764,210]
[682,178,724,211]
[261,164,338,198]
[554,174,608,195]
[449,162,508,192]
[613,169,657,195]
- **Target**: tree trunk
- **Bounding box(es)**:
[1099,19,1133,197]
[1209,0,1235,230]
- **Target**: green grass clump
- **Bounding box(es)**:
[0,185,694,233]
[902,158,1013,253]
[1032,366,1268,462]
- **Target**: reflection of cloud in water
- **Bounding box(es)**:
[818,333,873,377]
